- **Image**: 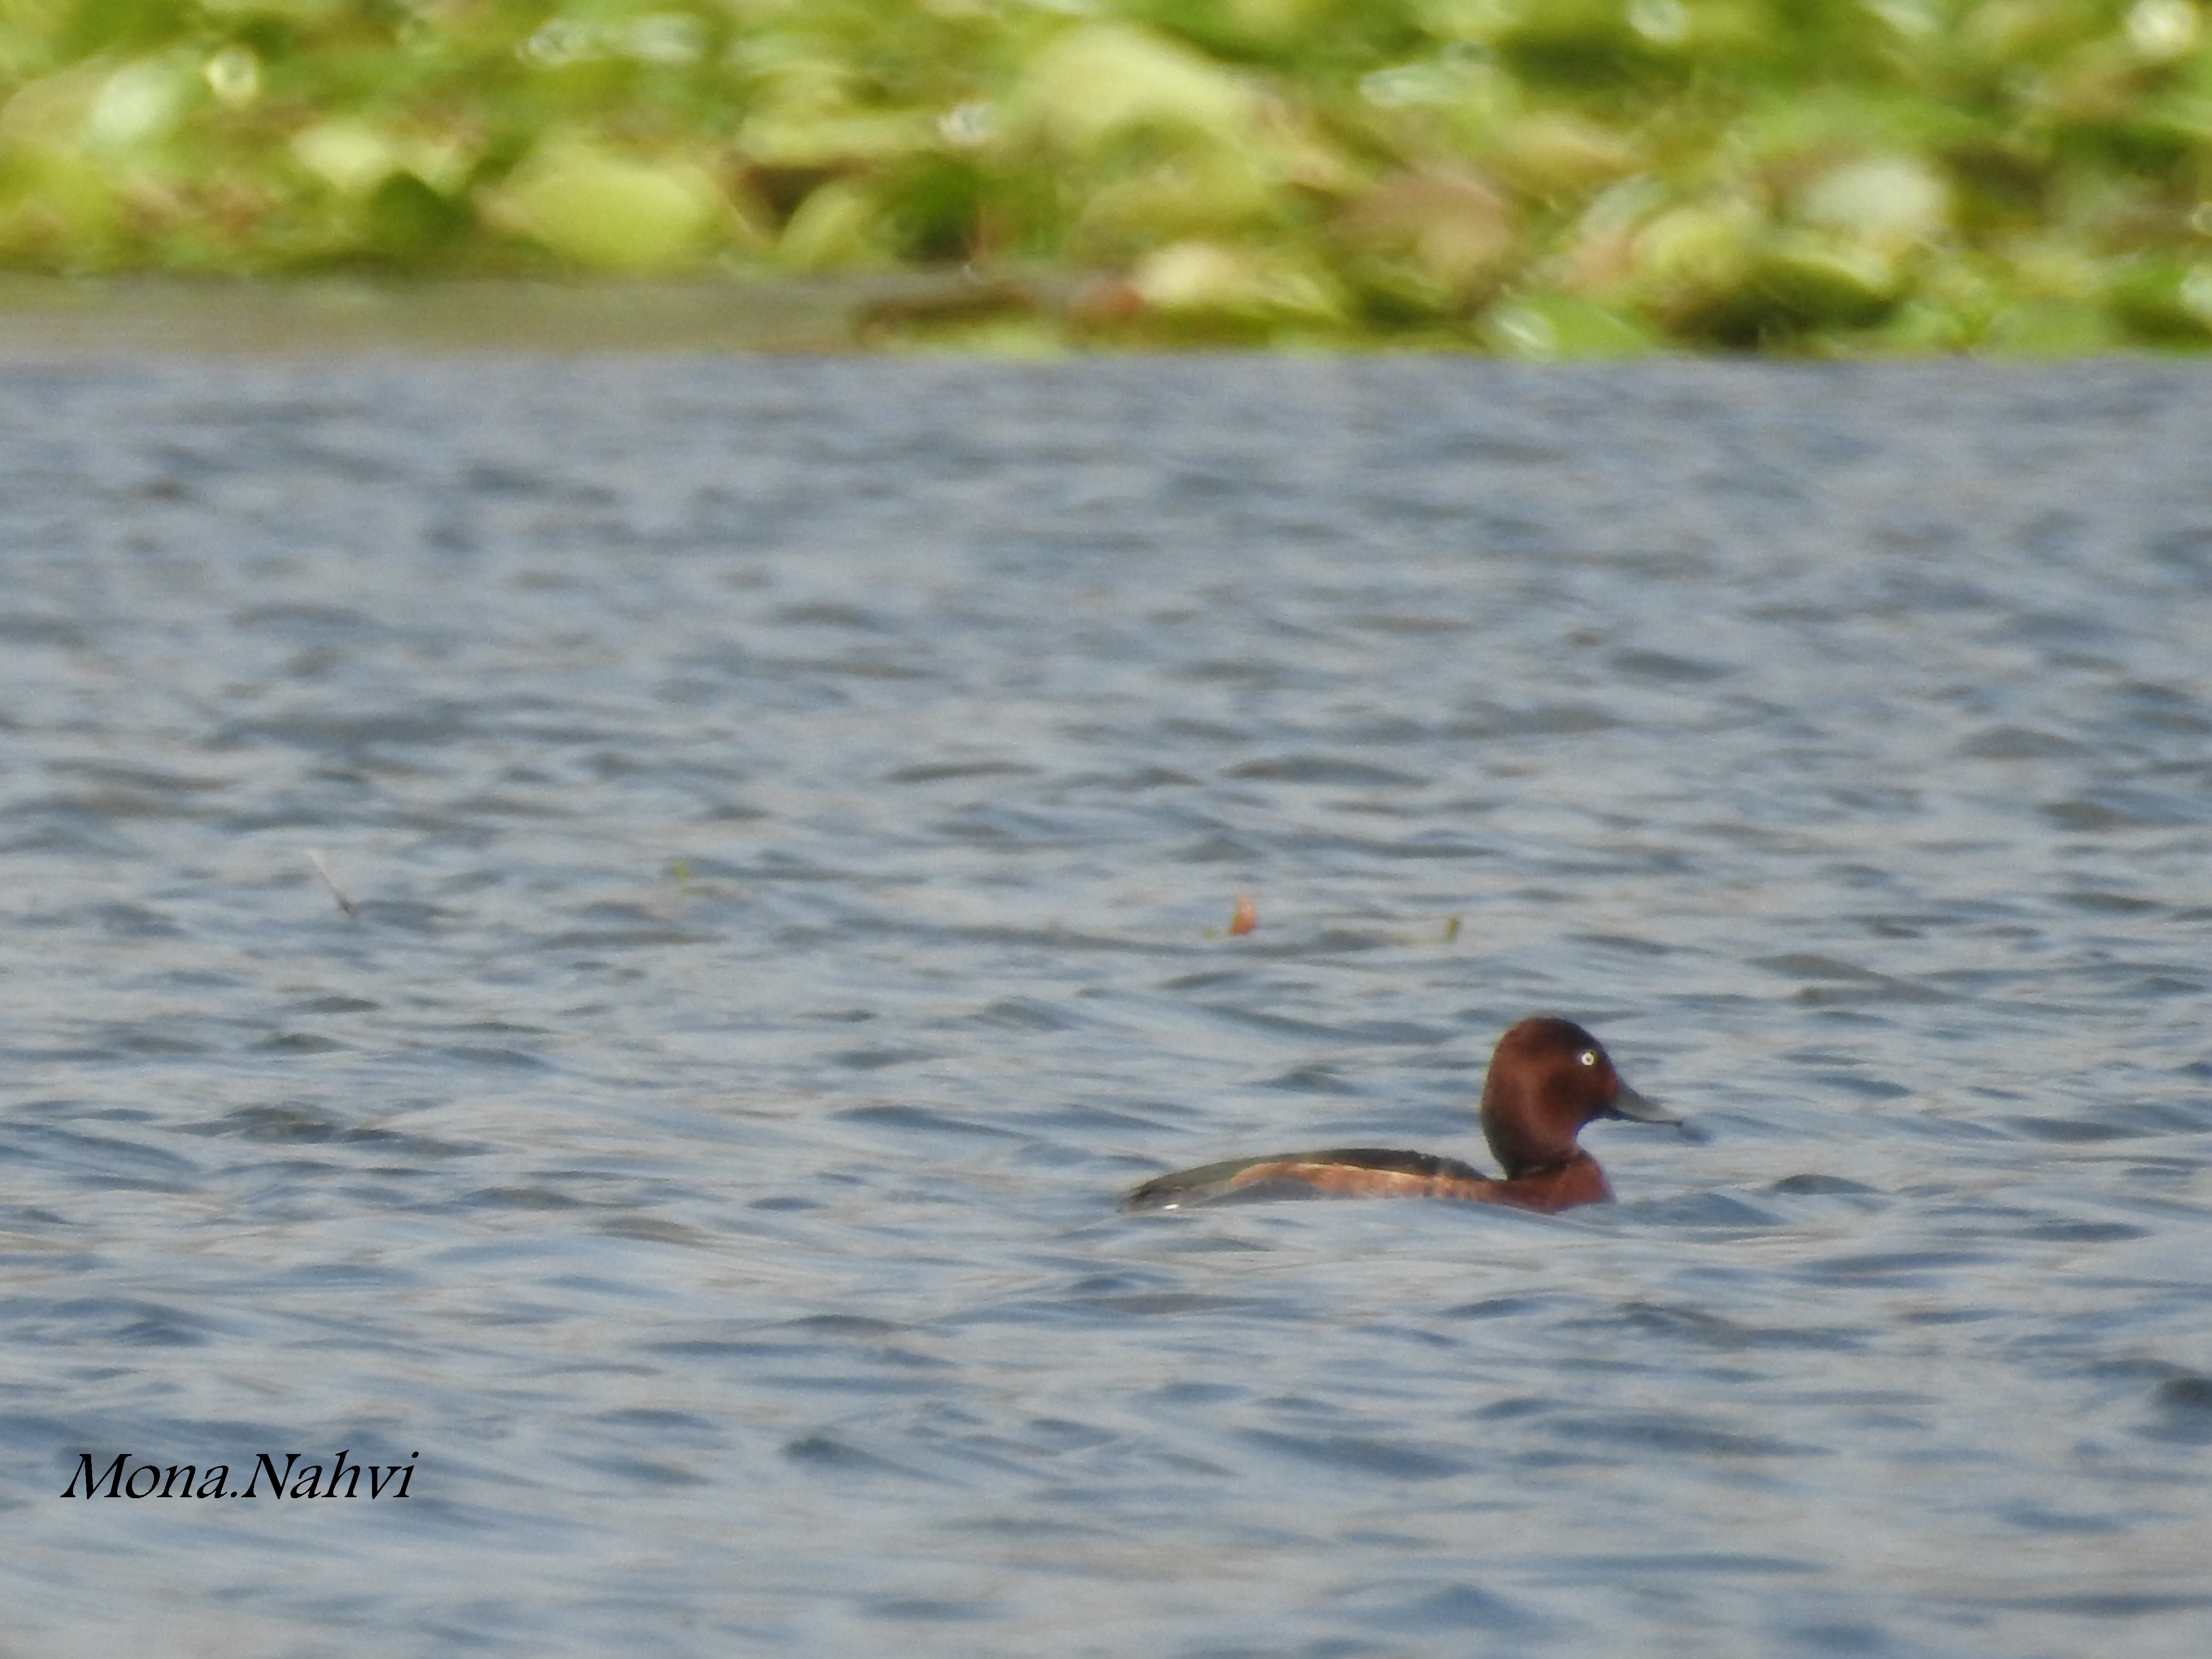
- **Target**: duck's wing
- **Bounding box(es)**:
[1121,1147,1492,1211]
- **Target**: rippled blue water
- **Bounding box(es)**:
[3,355,2211,1657]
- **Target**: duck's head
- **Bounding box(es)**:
[1478,1016,1677,1177]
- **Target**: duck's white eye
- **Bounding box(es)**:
[1577,1049,1599,1066]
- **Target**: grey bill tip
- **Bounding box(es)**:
[1607,1082,1682,1126]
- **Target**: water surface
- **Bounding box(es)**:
[3,354,2210,1657]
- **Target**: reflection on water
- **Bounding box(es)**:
[0,274,1056,355]
[2,354,2211,1657]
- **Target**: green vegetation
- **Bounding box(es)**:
[2,0,2210,350]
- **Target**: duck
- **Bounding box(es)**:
[1122,1016,1681,1214]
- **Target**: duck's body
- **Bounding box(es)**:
[1122,1017,1676,1215]
[1124,1146,1612,1211]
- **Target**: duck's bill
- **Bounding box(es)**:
[1607,1082,1682,1126]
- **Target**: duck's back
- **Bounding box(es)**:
[1121,1147,1493,1211]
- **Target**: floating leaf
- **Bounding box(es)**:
[1793,155,1951,254]
[488,142,726,272]
[1012,22,1262,156]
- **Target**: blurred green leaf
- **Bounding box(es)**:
[489,141,728,271]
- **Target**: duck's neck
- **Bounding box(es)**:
[1480,1094,1581,1178]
